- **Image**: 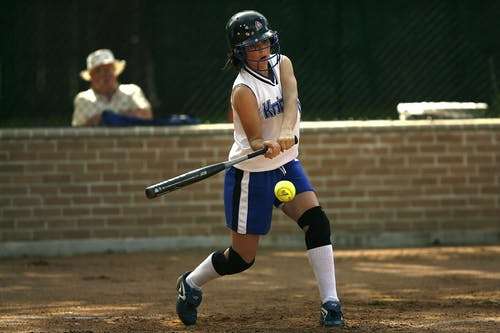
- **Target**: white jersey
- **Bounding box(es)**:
[229,56,300,172]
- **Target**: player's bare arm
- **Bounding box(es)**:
[279,55,298,151]
[232,84,281,159]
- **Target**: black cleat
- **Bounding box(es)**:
[175,271,203,325]
[320,300,344,327]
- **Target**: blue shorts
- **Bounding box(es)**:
[224,159,314,235]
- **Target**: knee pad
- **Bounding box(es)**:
[297,206,332,250]
[211,247,255,276]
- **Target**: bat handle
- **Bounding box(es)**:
[246,135,299,159]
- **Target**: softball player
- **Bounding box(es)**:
[175,10,344,327]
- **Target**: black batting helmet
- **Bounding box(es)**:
[225,10,280,69]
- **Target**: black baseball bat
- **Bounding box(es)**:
[145,136,298,199]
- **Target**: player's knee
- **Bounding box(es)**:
[297,206,332,250]
[211,247,255,276]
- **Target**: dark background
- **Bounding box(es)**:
[1,0,499,126]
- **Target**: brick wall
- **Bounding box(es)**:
[1,120,499,256]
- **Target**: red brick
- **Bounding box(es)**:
[32,231,63,240]
[379,156,405,166]
[24,163,55,173]
[107,217,139,227]
[26,141,56,152]
[92,207,121,215]
[46,220,77,229]
[481,186,500,194]
[466,155,494,165]
[409,156,435,165]
[476,145,498,153]
[177,138,206,148]
[37,152,67,160]
[465,133,493,143]
[439,176,465,185]
[146,138,179,149]
[436,133,463,143]
[62,230,91,239]
[420,145,446,153]
[8,152,35,161]
[391,145,418,154]
[102,173,131,182]
[102,196,132,205]
[68,152,97,160]
[411,177,437,186]
[151,227,180,237]
[3,208,33,218]
[87,162,114,172]
[42,175,71,183]
[379,134,402,144]
[1,231,33,241]
[0,220,15,229]
[12,197,42,207]
[120,228,152,238]
[86,140,116,150]
[128,151,157,160]
[91,229,121,238]
[421,167,447,175]
[76,218,106,228]
[57,164,85,173]
[60,185,88,195]
[57,141,85,151]
[72,174,101,183]
[437,155,464,164]
[320,135,349,144]
[0,186,29,196]
[0,164,25,173]
[448,145,474,153]
[33,208,62,217]
[99,151,127,160]
[331,147,361,156]
[406,133,435,143]
[452,187,479,195]
[62,207,91,216]
[90,184,118,194]
[0,141,26,151]
[355,201,381,209]
[349,135,375,144]
[397,210,424,219]
[384,221,413,231]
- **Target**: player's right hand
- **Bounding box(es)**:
[263,140,281,159]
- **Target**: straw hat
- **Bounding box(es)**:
[80,49,126,81]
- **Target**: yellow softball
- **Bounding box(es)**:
[274,180,296,202]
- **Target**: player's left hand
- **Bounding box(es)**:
[278,129,295,152]
[263,140,281,159]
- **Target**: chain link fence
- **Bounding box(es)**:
[2,0,499,126]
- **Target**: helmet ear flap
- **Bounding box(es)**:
[234,47,246,63]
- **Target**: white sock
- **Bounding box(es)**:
[186,252,221,290]
[307,244,339,304]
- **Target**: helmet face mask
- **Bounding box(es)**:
[236,34,280,69]
[226,10,281,70]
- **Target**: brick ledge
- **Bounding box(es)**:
[1,118,500,139]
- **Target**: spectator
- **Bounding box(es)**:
[72,49,153,127]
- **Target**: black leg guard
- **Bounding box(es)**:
[211,247,255,276]
[297,206,332,250]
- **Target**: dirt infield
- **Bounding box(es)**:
[1,245,499,333]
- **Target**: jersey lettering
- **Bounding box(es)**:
[262,97,284,119]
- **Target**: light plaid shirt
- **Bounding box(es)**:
[72,84,151,126]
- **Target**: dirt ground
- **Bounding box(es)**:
[1,245,499,333]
